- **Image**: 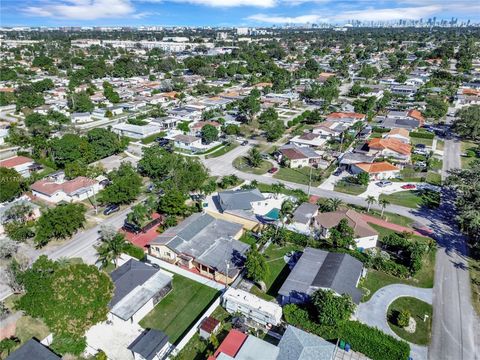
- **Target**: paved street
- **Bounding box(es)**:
[357,284,433,360]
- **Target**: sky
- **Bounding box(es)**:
[1,0,479,27]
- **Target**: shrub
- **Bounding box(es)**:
[410,131,434,139]
[124,244,145,260]
[397,309,411,327]
[50,335,86,356]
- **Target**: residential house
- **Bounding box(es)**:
[109,259,173,323]
[6,338,60,360]
[368,138,412,161]
[391,84,418,98]
[189,121,222,137]
[288,202,319,235]
[278,145,323,168]
[338,152,375,171]
[278,247,364,305]
[312,121,348,140]
[173,134,202,152]
[71,112,92,123]
[314,209,378,250]
[325,112,366,125]
[351,161,401,180]
[148,213,249,284]
[223,288,283,326]
[199,316,221,340]
[127,329,170,360]
[384,128,410,144]
[112,123,163,140]
[31,172,104,204]
[378,110,425,130]
[0,156,40,178]
[290,132,327,148]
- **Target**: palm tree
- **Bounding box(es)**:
[271,183,285,199]
[276,200,294,243]
[327,198,343,211]
[247,147,262,168]
[379,198,390,217]
[97,233,127,269]
[366,196,377,212]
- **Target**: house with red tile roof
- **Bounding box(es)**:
[326,112,366,124]
[31,173,104,204]
[351,161,400,180]
[384,128,410,143]
[0,156,40,178]
[368,138,412,161]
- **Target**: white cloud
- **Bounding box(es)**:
[247,13,324,23]
[144,0,277,7]
[335,5,441,21]
[23,0,137,20]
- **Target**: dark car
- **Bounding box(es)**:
[122,222,142,234]
[99,179,111,187]
[268,167,278,174]
[415,143,426,149]
[156,138,170,147]
[241,140,249,146]
[103,204,120,216]
[333,168,343,176]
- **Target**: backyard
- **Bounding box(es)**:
[250,243,302,301]
[139,274,220,344]
[387,297,433,345]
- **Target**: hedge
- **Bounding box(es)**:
[409,131,434,139]
[372,126,390,133]
[284,304,410,360]
[124,243,145,260]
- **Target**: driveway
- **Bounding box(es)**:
[318,170,349,190]
[357,284,433,360]
[358,181,416,199]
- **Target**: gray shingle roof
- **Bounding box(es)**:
[278,248,363,304]
[292,203,319,225]
[6,339,60,360]
[277,325,336,360]
[128,329,169,360]
[217,189,265,212]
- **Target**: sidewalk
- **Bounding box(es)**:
[360,213,429,237]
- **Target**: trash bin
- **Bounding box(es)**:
[345,343,351,352]
[339,340,345,350]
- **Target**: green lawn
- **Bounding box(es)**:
[360,225,436,301]
[410,137,433,147]
[334,181,367,195]
[379,190,423,209]
[347,205,414,228]
[461,141,479,169]
[239,232,258,247]
[141,131,167,144]
[387,297,433,345]
[233,156,272,175]
[436,139,444,151]
[140,274,220,344]
[250,243,302,301]
[173,306,232,360]
[273,167,322,186]
[205,143,238,158]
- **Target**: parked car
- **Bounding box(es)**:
[268,167,278,174]
[103,204,120,216]
[122,222,142,234]
[415,143,426,149]
[376,180,392,187]
[333,168,343,176]
[401,184,416,190]
[99,179,111,187]
[241,140,249,146]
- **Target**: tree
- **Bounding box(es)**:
[34,204,86,247]
[246,147,262,168]
[397,309,411,328]
[423,97,448,120]
[239,93,260,122]
[244,247,269,284]
[15,86,45,111]
[262,117,285,142]
[329,218,355,248]
[98,163,142,205]
[17,257,113,354]
[311,289,355,326]
[201,124,219,144]
[96,233,127,268]
[305,58,319,72]
[453,105,480,141]
[327,198,343,211]
[158,188,188,216]
[87,128,128,160]
[224,124,240,136]
[69,92,94,113]
[102,81,120,103]
[356,172,370,186]
[50,133,93,168]
[127,204,150,228]
[366,195,377,212]
[0,168,23,202]
[379,198,390,217]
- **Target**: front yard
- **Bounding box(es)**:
[387,297,433,345]
[379,190,423,208]
[273,167,324,186]
[461,141,480,169]
[333,181,367,195]
[233,156,273,175]
[139,274,220,344]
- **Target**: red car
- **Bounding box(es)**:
[401,184,416,190]
[268,167,278,174]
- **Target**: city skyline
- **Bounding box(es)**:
[1,0,480,27]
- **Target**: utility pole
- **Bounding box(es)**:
[307,166,313,196]
[225,260,230,291]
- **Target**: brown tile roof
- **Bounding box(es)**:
[368,138,412,155]
[327,112,366,120]
[387,128,410,137]
[31,176,97,196]
[280,147,306,160]
[0,156,34,168]
[200,316,220,333]
[407,109,425,124]
[354,161,400,173]
[299,132,319,140]
[191,121,221,129]
[462,88,480,96]
[315,209,378,238]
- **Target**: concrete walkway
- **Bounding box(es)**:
[357,284,433,360]
[360,213,429,237]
